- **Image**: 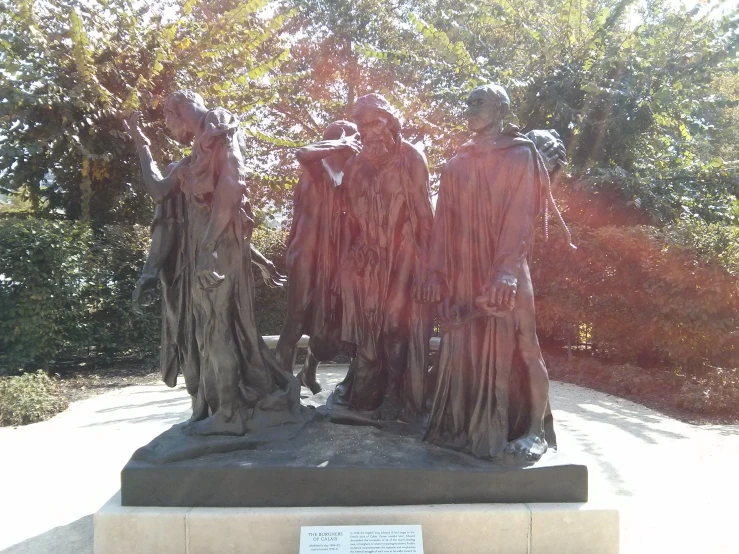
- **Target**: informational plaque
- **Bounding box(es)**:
[299,525,423,554]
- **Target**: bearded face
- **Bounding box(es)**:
[355,110,396,163]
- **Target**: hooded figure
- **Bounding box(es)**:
[333,94,434,421]
[420,84,557,460]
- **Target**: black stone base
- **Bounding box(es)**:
[121,411,587,507]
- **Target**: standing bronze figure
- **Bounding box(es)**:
[276,121,360,394]
[420,84,560,460]
[124,90,300,436]
[332,94,435,421]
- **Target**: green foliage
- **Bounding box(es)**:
[665,217,739,276]
[0,216,157,372]
[0,370,68,426]
[0,0,298,224]
[1,0,736,225]
[0,217,92,370]
[252,227,289,335]
[362,0,739,223]
[532,223,739,373]
[0,217,290,371]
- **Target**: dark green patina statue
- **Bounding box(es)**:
[125,90,300,436]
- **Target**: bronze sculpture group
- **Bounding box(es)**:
[125,83,568,463]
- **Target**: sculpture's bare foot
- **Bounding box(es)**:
[398,408,416,423]
[333,380,351,406]
[187,396,208,424]
[187,411,207,425]
[372,396,400,421]
[297,369,322,395]
[505,433,548,461]
[186,413,246,436]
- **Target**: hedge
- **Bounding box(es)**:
[1,216,737,376]
[0,217,289,374]
[0,217,158,372]
[532,222,739,373]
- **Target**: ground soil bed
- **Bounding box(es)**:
[544,348,739,425]
[55,360,160,404]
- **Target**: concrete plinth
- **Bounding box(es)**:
[94,492,619,554]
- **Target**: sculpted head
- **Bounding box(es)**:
[352,94,401,162]
[323,120,358,141]
[466,84,510,134]
[163,90,206,145]
[526,129,566,173]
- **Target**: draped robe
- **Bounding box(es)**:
[424,133,555,458]
[157,108,300,428]
[338,141,433,414]
[284,160,341,342]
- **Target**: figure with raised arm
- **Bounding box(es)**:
[275,121,361,394]
[124,90,300,436]
[133,172,285,317]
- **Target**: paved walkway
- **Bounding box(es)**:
[0,366,736,553]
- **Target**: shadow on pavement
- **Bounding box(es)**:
[94,396,191,414]
[82,411,188,428]
[0,515,92,554]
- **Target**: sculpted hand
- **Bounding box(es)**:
[340,133,362,155]
[414,273,442,304]
[195,249,225,291]
[480,275,517,314]
[330,274,342,295]
[122,111,151,148]
[538,135,567,174]
[132,273,157,315]
[259,261,286,288]
[349,245,367,271]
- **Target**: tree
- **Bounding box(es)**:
[1,0,737,225]
[0,0,297,224]
[404,0,739,224]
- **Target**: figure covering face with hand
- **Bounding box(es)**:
[333,94,435,421]
[420,84,557,460]
[275,120,360,394]
[124,90,300,436]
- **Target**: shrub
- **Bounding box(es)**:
[532,223,739,373]
[0,370,68,426]
[4,213,736,382]
[0,217,93,371]
[676,367,739,415]
[0,216,157,373]
[665,218,739,276]
[0,216,290,373]
[251,226,289,335]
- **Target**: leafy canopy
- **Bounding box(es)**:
[0,0,737,225]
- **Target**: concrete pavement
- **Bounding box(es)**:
[0,366,736,553]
